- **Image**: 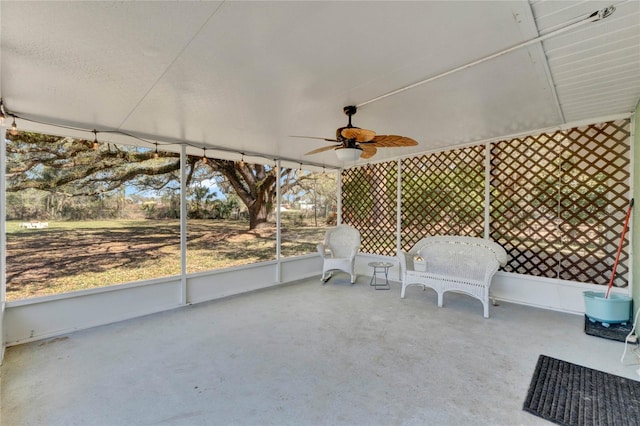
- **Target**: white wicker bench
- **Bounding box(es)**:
[397,236,507,318]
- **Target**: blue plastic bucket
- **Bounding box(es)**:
[583,291,632,325]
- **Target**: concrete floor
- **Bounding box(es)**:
[2,276,639,426]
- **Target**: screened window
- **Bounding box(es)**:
[279,169,337,257]
[5,132,181,300]
[185,159,277,273]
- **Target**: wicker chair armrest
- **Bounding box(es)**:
[397,250,413,272]
[483,259,501,283]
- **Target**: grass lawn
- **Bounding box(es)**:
[6,219,329,301]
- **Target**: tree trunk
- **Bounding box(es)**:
[209,160,279,230]
[249,201,270,229]
[247,171,276,230]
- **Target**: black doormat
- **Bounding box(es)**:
[523,355,640,426]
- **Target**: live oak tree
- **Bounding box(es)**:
[6,132,299,230]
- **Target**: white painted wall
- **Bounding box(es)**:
[3,255,323,346]
[187,256,323,304]
[4,278,183,345]
[5,251,626,347]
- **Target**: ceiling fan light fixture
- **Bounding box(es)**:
[335,147,362,162]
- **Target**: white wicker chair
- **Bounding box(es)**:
[317,224,361,284]
[398,236,508,318]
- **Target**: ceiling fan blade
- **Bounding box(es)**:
[341,127,376,142]
[304,145,340,156]
[360,144,377,159]
[366,135,418,147]
[290,135,339,142]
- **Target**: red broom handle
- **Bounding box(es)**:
[605,198,634,299]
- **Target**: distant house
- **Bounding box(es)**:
[299,202,314,211]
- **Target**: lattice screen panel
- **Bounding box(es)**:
[341,162,398,256]
[490,120,631,286]
[401,146,485,250]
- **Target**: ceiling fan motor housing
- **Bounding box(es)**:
[343,105,357,117]
[300,104,418,160]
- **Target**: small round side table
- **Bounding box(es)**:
[368,261,393,290]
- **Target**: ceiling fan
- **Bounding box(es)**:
[293,106,418,161]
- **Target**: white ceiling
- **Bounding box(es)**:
[1,1,638,169]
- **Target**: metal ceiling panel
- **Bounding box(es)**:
[1,1,223,128]
[530,0,640,123]
[0,1,638,167]
[120,1,549,163]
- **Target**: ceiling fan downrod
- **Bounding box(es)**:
[343,105,357,128]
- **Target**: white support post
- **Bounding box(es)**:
[180,144,187,305]
[337,170,343,225]
[628,112,635,297]
[275,160,282,283]
[1,126,6,362]
[484,143,491,239]
[397,159,402,255]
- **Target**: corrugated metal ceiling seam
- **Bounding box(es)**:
[544,21,640,56]
[564,91,640,104]
[563,103,638,117]
[551,57,639,79]
[560,85,640,101]
[550,37,640,68]
[564,95,640,109]
[567,85,640,103]
[558,70,640,86]
[561,92,640,108]
[559,74,640,90]
[550,51,640,72]
[555,69,640,88]
[552,62,639,84]
[546,33,640,62]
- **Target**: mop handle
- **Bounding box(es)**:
[606,198,634,299]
